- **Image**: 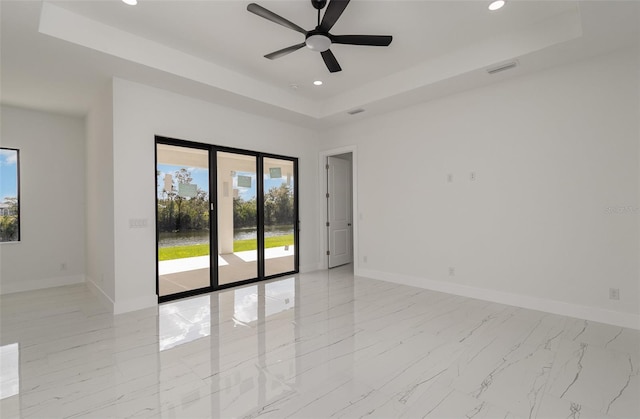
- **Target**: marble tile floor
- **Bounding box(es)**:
[1,265,638,418]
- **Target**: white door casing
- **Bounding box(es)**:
[327,156,352,268]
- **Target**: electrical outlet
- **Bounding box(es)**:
[449,267,455,276]
[470,172,476,181]
[60,262,67,271]
[447,174,453,183]
[609,288,620,300]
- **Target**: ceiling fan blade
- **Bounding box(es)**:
[264,43,306,60]
[247,3,307,35]
[321,49,342,73]
[319,0,350,32]
[331,35,392,47]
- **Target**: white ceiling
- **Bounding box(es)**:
[1,0,638,128]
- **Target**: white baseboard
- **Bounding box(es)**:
[0,274,85,295]
[300,262,323,274]
[86,276,115,312]
[113,294,157,315]
[86,276,156,315]
[358,268,640,330]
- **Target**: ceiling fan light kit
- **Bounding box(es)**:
[306,34,331,52]
[247,0,393,73]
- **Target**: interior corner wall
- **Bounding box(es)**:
[322,47,640,329]
[85,82,116,306]
[111,78,321,314]
[0,105,86,294]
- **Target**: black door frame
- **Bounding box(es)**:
[155,136,299,303]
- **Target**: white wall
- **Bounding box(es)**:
[110,78,320,313]
[0,106,86,293]
[85,83,116,305]
[322,47,640,328]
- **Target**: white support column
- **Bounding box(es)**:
[217,158,235,254]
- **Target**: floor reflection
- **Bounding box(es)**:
[0,343,19,400]
[157,275,315,417]
[266,277,295,317]
[232,285,258,324]
[158,276,298,351]
[159,295,211,351]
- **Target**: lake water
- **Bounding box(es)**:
[159,226,293,248]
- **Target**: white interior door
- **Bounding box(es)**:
[327,156,352,268]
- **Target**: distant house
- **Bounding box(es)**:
[0,202,15,216]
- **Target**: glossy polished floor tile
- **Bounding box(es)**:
[1,266,638,418]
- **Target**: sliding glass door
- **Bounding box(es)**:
[263,157,296,277]
[217,151,258,286]
[156,143,211,298]
[156,138,298,302]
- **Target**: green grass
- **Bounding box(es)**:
[158,234,294,261]
[233,234,294,252]
[159,244,209,261]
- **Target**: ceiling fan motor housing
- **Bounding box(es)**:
[311,0,327,10]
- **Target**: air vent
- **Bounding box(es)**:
[347,108,365,115]
[487,61,518,75]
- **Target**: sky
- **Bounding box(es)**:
[0,149,18,202]
[157,164,292,201]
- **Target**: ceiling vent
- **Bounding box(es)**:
[486,61,518,75]
[347,108,365,115]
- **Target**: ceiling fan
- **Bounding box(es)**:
[247,0,392,73]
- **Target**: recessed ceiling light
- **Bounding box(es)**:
[122,0,138,6]
[313,80,323,86]
[488,0,505,11]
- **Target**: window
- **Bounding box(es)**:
[0,148,20,242]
